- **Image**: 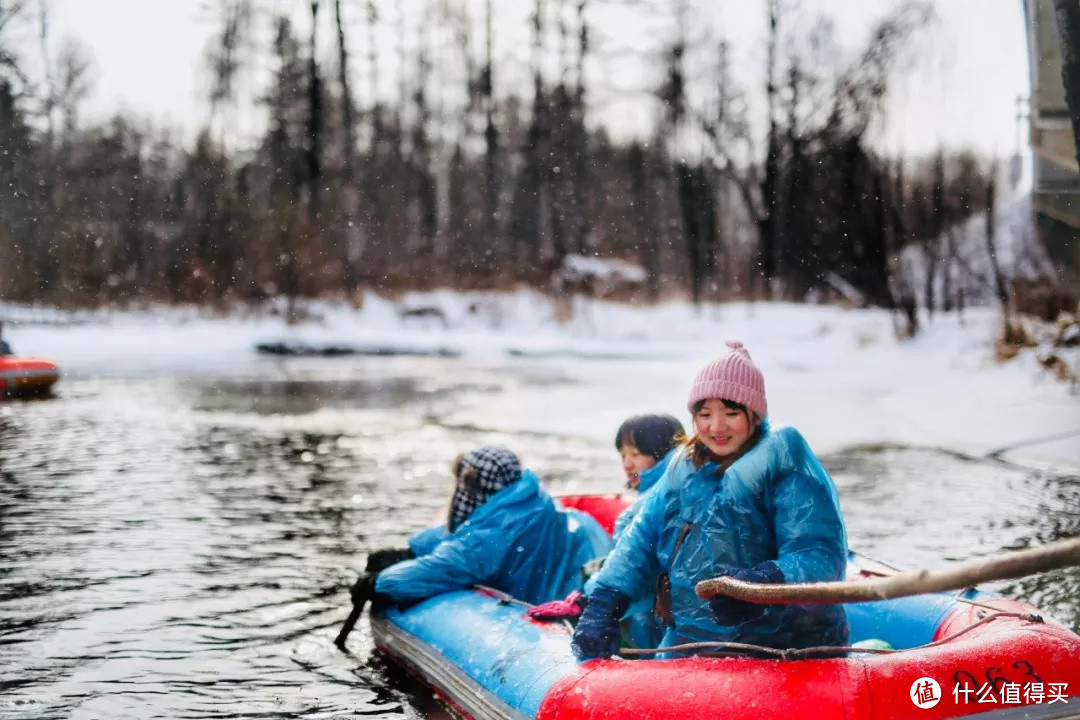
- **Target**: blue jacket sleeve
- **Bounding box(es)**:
[408,525,448,557]
[768,471,847,585]
[376,524,504,603]
[590,480,665,601]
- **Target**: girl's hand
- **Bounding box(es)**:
[571,587,629,659]
[707,562,784,625]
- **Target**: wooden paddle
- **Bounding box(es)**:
[334,600,364,649]
[335,573,377,649]
[695,536,1080,604]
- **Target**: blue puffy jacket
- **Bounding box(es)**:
[376,470,612,605]
[592,422,848,650]
[600,449,678,649]
[612,448,678,541]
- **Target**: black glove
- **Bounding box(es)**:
[350,571,393,613]
[571,587,629,659]
[350,572,378,606]
[708,561,784,626]
[365,547,415,573]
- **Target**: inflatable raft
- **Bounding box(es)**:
[372,495,1080,720]
[0,356,59,397]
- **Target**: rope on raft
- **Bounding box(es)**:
[617,604,1044,660]
[474,584,533,608]
[473,583,1046,661]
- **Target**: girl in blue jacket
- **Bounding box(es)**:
[612,414,685,540]
[611,414,684,648]
[530,414,683,639]
[573,340,849,659]
[349,447,611,613]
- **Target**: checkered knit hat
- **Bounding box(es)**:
[448,447,522,532]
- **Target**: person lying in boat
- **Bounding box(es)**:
[349,446,613,612]
[573,340,849,659]
[0,322,12,356]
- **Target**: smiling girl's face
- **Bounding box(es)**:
[619,442,657,490]
[692,398,752,458]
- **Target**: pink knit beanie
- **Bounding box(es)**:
[686,340,767,419]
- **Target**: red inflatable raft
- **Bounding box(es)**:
[0,356,60,396]
[371,494,1080,720]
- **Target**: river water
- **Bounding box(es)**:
[1,357,1077,719]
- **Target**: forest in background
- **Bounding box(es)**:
[0,0,1044,335]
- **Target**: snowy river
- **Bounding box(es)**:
[1,356,1077,719]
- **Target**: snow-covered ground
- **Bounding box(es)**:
[3,290,1078,469]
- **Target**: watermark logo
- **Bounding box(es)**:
[953,681,1070,706]
[911,678,942,709]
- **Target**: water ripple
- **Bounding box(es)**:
[0,364,1075,718]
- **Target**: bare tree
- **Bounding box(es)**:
[677,161,717,306]
[53,37,91,138]
[984,167,1009,308]
[411,19,437,263]
[759,0,783,299]
[0,2,29,91]
[204,0,254,145]
[922,151,944,316]
[481,0,499,262]
[307,0,322,222]
[627,142,660,299]
[334,0,361,291]
[509,0,546,268]
[570,0,591,254]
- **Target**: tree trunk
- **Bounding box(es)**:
[941,229,954,313]
[334,0,361,290]
[307,1,322,223]
[759,0,782,299]
[570,0,590,255]
[984,171,1009,308]
[629,143,659,300]
[483,0,499,269]
[677,162,717,307]
[509,0,545,268]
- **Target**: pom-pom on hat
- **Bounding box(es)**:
[686,340,767,419]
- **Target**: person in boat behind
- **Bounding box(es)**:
[607,414,686,648]
[0,322,12,356]
[532,414,686,640]
[350,446,613,612]
[612,414,685,540]
[573,340,849,659]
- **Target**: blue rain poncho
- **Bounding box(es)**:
[612,448,678,541]
[407,524,448,557]
[603,448,679,649]
[591,422,849,650]
[377,470,612,605]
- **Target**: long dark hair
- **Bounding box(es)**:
[682,399,761,469]
[614,414,685,461]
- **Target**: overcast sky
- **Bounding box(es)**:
[33,0,1030,161]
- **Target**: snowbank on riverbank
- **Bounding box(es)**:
[2,291,1077,469]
